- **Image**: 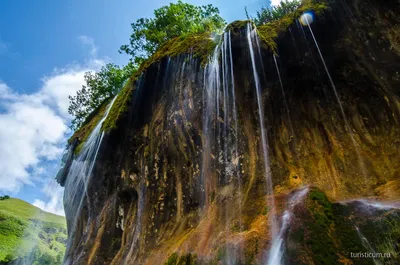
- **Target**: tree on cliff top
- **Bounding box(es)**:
[119,0,226,64]
[68,63,137,130]
[249,0,301,25]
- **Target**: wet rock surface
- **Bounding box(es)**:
[59,0,400,264]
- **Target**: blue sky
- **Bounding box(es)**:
[0,0,270,215]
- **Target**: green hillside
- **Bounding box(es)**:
[0,197,67,264]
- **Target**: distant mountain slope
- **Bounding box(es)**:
[0,198,67,264]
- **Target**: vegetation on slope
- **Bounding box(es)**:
[0,198,66,264]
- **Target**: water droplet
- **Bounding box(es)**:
[300,12,314,26]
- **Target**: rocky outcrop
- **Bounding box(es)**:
[59,0,400,264]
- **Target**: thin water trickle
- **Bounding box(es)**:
[355,226,382,265]
[303,17,368,182]
[246,23,279,242]
[228,30,242,219]
[268,187,309,265]
[273,54,294,138]
[124,183,146,264]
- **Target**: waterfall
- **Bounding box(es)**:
[201,31,242,264]
[267,187,309,265]
[201,45,220,207]
[62,95,118,265]
[301,14,368,182]
[246,23,279,244]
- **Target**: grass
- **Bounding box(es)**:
[0,198,66,264]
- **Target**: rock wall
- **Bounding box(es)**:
[59,0,400,264]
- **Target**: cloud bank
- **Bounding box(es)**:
[0,36,104,215]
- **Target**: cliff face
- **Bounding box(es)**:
[58,0,400,264]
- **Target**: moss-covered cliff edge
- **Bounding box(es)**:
[58,0,400,264]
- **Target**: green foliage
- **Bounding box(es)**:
[251,0,301,26]
[0,198,66,264]
[119,0,225,62]
[68,63,137,130]
[0,195,10,200]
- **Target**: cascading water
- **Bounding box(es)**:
[201,45,220,208]
[246,23,279,247]
[268,187,309,265]
[300,13,368,182]
[201,31,242,264]
[62,95,118,265]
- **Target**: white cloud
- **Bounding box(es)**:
[271,0,287,6]
[0,36,106,215]
[79,35,98,58]
[33,180,65,216]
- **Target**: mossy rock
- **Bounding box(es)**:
[257,0,329,53]
[164,252,198,265]
[68,97,113,154]
[226,20,253,35]
[140,31,217,71]
[102,77,134,132]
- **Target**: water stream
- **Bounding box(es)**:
[273,54,294,138]
[62,95,118,265]
[267,187,309,265]
[246,23,279,245]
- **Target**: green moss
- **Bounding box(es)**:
[302,188,338,264]
[164,252,198,265]
[141,31,217,70]
[257,0,329,52]
[226,20,253,35]
[68,97,112,154]
[165,253,179,265]
[331,204,373,264]
[102,78,134,132]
